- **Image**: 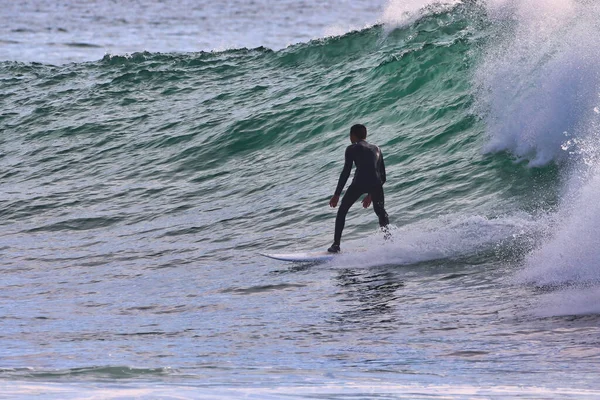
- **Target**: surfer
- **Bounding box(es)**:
[328,124,389,253]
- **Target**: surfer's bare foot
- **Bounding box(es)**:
[327,243,340,253]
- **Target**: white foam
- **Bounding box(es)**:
[477,1,600,316]
[519,168,600,286]
[331,213,539,268]
[476,0,600,167]
[515,163,600,317]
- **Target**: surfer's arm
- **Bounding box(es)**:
[334,146,353,196]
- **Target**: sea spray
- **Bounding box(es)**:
[476,0,600,167]
[476,0,600,315]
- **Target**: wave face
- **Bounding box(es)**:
[0,3,552,231]
[0,1,576,290]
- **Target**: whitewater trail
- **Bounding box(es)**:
[330,213,541,269]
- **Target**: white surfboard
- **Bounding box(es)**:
[260,251,338,263]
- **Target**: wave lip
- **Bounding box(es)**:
[380,0,463,28]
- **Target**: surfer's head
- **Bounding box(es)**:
[350,124,367,143]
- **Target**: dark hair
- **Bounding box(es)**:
[350,124,367,140]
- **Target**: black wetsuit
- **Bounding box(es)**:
[333,140,389,245]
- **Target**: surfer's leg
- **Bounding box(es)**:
[333,185,363,245]
[370,185,389,228]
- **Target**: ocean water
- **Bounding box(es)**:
[1,0,600,398]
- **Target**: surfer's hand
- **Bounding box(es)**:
[329,195,339,208]
[362,194,372,208]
